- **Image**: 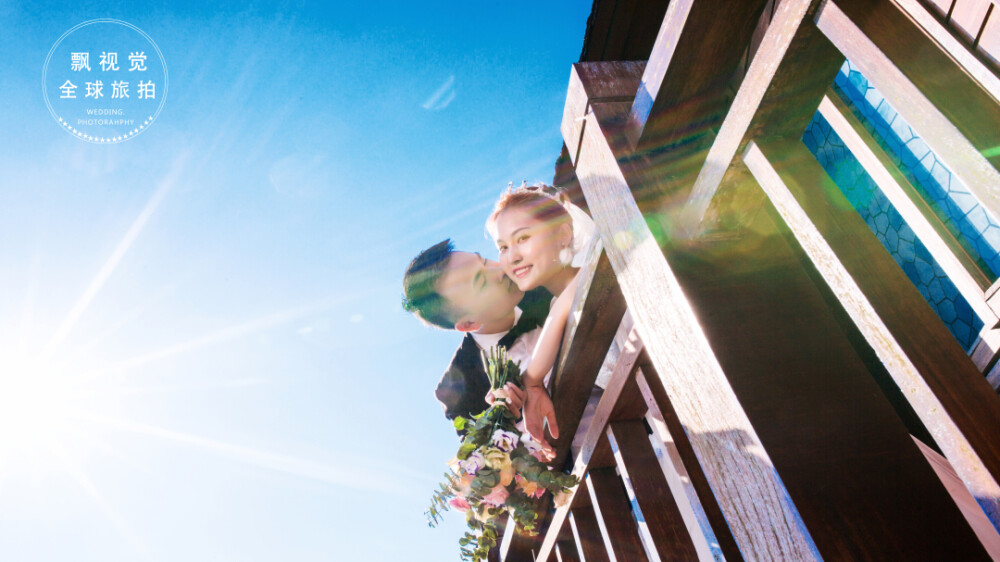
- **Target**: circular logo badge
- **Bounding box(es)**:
[43,19,167,144]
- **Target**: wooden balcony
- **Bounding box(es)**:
[497,0,1000,559]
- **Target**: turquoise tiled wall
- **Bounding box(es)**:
[833,61,1000,280]
[803,109,983,351]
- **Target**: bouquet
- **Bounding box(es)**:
[426,347,578,561]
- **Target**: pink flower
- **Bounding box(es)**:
[456,473,475,495]
[481,484,510,507]
[553,490,571,508]
[449,497,470,512]
[515,474,545,499]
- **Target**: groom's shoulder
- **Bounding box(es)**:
[520,287,552,321]
[434,333,486,420]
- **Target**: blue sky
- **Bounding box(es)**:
[0,1,590,560]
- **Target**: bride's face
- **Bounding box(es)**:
[494,205,572,292]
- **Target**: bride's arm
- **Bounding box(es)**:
[521,272,580,456]
[523,273,580,387]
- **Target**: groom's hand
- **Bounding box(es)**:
[485,383,526,419]
[524,385,559,461]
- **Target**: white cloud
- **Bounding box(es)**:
[421,75,456,111]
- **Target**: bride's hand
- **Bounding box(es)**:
[523,385,559,461]
[485,383,526,419]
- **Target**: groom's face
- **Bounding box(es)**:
[436,251,523,331]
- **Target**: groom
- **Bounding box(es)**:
[402,239,551,425]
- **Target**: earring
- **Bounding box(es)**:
[557,243,572,266]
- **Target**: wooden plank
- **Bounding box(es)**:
[625,0,770,149]
[824,0,1000,191]
[823,91,994,293]
[489,515,511,562]
[617,0,673,63]
[586,468,650,562]
[821,91,1000,372]
[606,420,700,561]
[980,6,1000,66]
[677,0,817,236]
[744,138,1000,531]
[577,96,994,559]
[536,320,645,561]
[636,367,742,561]
[601,0,639,68]
[578,0,616,63]
[573,98,821,560]
[501,521,536,561]
[550,245,628,461]
[563,62,646,167]
[622,0,843,229]
[569,502,610,562]
[891,0,1000,102]
[914,436,1000,559]
[950,0,994,42]
[578,0,670,63]
[554,522,581,562]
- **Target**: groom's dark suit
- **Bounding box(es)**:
[434,288,551,424]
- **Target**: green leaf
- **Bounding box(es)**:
[538,470,555,487]
[457,441,477,459]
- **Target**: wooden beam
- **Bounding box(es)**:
[822,91,994,293]
[607,420,700,560]
[831,0,1000,170]
[550,246,627,461]
[636,367,742,561]
[818,94,997,317]
[625,0,771,150]
[563,62,646,166]
[568,501,610,562]
[891,0,1000,103]
[574,96,993,561]
[586,468,650,562]
[817,0,1000,218]
[536,320,645,561]
[744,138,1000,530]
[573,99,820,560]
[677,0,818,236]
[914,436,1000,559]
[554,522,581,562]
[820,91,1000,373]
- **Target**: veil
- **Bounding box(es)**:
[565,198,597,268]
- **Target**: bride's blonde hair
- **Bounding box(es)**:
[487,183,572,239]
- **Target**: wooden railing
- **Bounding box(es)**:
[496,0,1000,559]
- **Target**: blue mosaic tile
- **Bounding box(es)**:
[833,60,1000,280]
[803,112,984,350]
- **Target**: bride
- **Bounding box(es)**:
[487,185,586,459]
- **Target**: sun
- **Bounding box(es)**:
[0,346,82,474]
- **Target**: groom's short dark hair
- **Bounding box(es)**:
[402,239,459,330]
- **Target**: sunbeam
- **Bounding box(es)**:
[80,414,408,495]
[55,451,154,562]
[46,153,189,353]
[17,252,41,347]
[74,278,188,354]
[75,285,388,383]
